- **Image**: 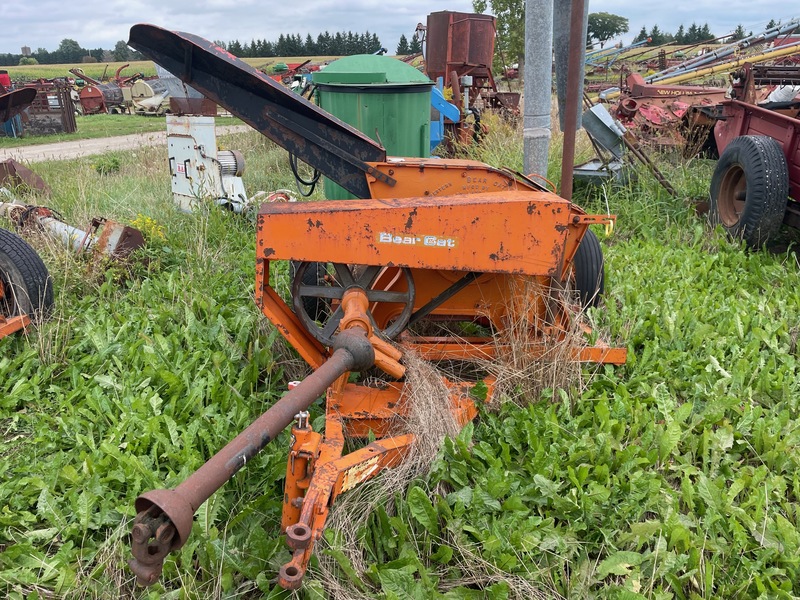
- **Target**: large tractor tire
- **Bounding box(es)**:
[572,228,605,309]
[0,227,53,321]
[709,135,788,248]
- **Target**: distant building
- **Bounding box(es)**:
[21,46,31,57]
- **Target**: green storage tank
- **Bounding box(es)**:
[312,54,433,199]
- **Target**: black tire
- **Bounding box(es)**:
[572,229,604,309]
[709,135,788,248]
[0,227,53,321]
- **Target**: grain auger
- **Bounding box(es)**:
[126,24,628,590]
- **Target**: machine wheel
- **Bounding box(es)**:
[291,262,415,346]
[709,135,788,247]
[290,261,329,323]
[572,229,604,309]
[0,227,53,320]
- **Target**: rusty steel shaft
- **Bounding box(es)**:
[129,327,375,586]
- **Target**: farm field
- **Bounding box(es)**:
[1,112,800,599]
[2,57,350,84]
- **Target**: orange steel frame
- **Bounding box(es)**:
[123,23,627,591]
[255,158,627,588]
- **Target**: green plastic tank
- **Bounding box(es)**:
[312,54,433,199]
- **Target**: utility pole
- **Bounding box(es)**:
[522,0,554,180]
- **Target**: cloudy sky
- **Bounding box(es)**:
[0,0,793,56]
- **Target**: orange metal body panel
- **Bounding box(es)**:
[258,189,580,276]
[365,158,535,199]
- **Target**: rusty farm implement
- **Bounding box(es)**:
[125,24,627,590]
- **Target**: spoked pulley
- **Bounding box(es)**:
[291,262,415,346]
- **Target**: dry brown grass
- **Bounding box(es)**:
[311,278,589,596]
[482,276,588,409]
[315,350,462,590]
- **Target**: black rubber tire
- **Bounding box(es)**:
[572,228,604,309]
[709,135,788,248]
[0,227,53,321]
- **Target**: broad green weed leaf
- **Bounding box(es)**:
[408,486,439,536]
[430,544,453,564]
[596,550,644,579]
[658,421,682,462]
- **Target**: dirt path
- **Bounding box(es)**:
[0,124,250,164]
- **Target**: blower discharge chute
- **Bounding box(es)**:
[125,24,627,590]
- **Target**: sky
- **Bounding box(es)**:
[0,0,793,56]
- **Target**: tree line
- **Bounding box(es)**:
[396,34,423,56]
[631,20,779,46]
[0,39,142,67]
[0,29,403,67]
[218,31,386,58]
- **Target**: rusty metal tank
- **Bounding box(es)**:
[79,83,124,114]
[425,11,496,83]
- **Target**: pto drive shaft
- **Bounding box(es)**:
[129,328,375,586]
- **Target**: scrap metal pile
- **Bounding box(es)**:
[0,157,145,340]
[124,24,626,590]
[597,18,800,155]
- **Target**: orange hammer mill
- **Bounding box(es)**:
[126,24,627,590]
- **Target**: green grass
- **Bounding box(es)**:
[0,114,242,148]
[1,117,799,599]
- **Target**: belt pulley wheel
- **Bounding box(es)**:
[291,262,415,346]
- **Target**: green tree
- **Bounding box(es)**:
[587,12,629,48]
[32,47,52,64]
[112,41,130,62]
[333,32,344,54]
[345,31,356,54]
[368,33,382,54]
[731,24,746,41]
[56,39,84,63]
[766,19,778,29]
[686,23,700,43]
[275,34,287,56]
[228,40,244,56]
[649,25,665,45]
[18,56,38,65]
[287,34,303,55]
[303,34,315,55]
[396,34,410,55]
[316,32,332,55]
[633,26,649,43]
[473,0,524,62]
[674,25,685,44]
[409,33,422,54]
